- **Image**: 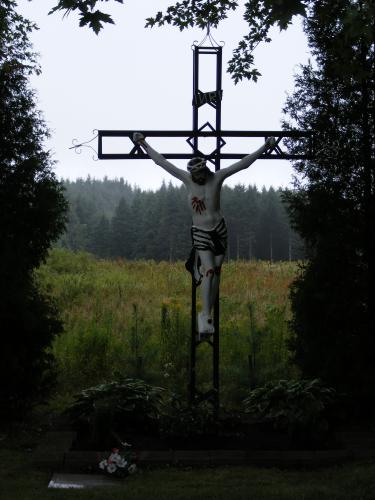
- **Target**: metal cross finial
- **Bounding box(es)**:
[195,22,224,48]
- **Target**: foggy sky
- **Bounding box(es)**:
[17,0,310,190]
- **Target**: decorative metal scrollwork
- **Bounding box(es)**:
[69,129,99,161]
[192,23,225,49]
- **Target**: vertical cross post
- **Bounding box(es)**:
[189,43,223,414]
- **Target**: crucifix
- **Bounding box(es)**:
[72,29,312,412]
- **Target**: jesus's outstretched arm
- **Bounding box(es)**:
[133,132,190,184]
[216,137,276,182]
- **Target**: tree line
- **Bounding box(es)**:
[59,177,304,262]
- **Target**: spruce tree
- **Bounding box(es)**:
[111,197,132,258]
[0,1,67,419]
[283,1,374,414]
[89,215,111,258]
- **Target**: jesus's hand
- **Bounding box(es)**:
[133,132,145,144]
[266,136,276,151]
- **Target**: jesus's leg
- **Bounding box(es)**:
[210,254,225,308]
[197,250,215,333]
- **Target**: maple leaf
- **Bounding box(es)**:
[79,10,115,34]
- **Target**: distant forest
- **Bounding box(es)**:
[59,177,305,262]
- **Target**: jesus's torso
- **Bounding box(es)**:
[186,175,223,229]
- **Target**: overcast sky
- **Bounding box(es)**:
[17,0,310,190]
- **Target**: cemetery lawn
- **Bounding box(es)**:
[1,448,375,500]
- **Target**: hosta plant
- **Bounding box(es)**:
[66,377,164,444]
[242,379,338,448]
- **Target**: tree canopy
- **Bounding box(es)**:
[48,1,374,83]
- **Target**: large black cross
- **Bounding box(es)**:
[73,36,312,412]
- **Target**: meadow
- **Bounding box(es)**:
[36,249,300,407]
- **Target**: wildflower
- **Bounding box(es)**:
[98,443,135,478]
[107,463,117,474]
[99,459,107,470]
[128,464,137,474]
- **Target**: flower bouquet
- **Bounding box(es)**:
[98,443,137,478]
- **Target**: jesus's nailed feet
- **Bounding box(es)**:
[198,312,214,340]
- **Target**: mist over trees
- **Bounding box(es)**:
[59,177,303,262]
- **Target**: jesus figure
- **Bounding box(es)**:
[133,132,276,335]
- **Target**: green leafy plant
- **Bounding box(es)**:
[242,379,338,447]
[160,394,216,440]
[66,378,164,444]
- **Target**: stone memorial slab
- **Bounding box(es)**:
[48,473,120,489]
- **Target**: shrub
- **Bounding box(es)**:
[242,379,338,447]
[66,378,164,445]
[160,394,216,439]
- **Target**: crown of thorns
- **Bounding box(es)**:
[187,157,207,172]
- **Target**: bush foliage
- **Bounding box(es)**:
[243,379,338,447]
[66,378,164,445]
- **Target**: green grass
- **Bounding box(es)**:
[2,420,375,500]
[1,448,375,500]
[36,249,300,407]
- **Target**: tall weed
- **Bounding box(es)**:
[36,250,299,406]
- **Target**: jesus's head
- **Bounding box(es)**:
[187,157,212,185]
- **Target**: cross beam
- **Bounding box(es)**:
[98,129,313,161]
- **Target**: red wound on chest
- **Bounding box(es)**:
[191,197,206,214]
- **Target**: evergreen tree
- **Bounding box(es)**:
[222,184,249,260]
[63,176,134,219]
[0,1,67,418]
[255,188,286,261]
[61,179,296,262]
[154,182,190,261]
[111,197,132,258]
[128,188,149,259]
[89,215,111,258]
[150,182,172,260]
[282,1,374,413]
[243,185,261,260]
[58,208,86,251]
